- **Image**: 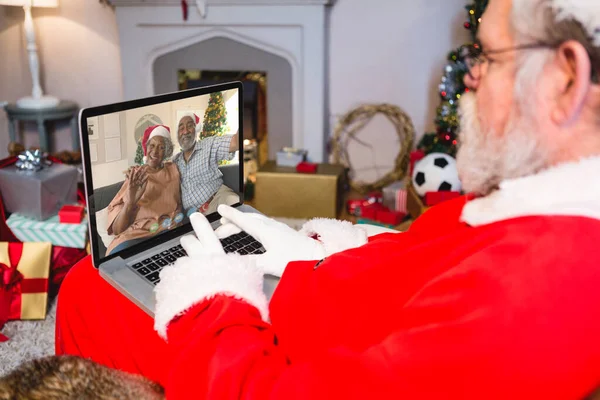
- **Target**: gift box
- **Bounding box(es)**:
[0,241,52,320]
[59,204,85,224]
[382,180,408,214]
[424,191,462,206]
[7,212,88,249]
[276,148,308,168]
[360,203,386,220]
[254,161,347,219]
[296,162,318,174]
[346,199,364,216]
[0,163,78,221]
[375,209,406,226]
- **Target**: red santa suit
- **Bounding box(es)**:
[56,156,600,399]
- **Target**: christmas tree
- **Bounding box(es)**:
[134,139,144,165]
[200,91,228,139]
[417,0,489,157]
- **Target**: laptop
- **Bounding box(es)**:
[79,81,279,316]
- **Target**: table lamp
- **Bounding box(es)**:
[0,0,59,109]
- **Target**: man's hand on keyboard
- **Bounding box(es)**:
[179,206,369,277]
[180,212,226,257]
[212,205,327,277]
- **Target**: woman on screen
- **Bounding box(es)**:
[105,125,182,255]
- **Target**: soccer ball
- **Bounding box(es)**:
[411,153,462,197]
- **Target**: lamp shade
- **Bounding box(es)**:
[0,0,58,7]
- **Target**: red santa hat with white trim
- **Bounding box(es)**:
[141,124,171,162]
[179,112,203,135]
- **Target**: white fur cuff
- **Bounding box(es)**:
[153,253,269,340]
[299,218,368,257]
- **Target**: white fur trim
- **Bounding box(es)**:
[179,112,197,124]
[153,253,268,340]
[461,156,600,227]
[549,0,600,47]
[299,218,368,257]
[148,125,170,141]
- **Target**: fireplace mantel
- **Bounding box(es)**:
[110,0,333,5]
[112,0,332,161]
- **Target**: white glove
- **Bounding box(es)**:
[154,212,268,339]
[182,205,368,277]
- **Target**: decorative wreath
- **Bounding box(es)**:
[331,104,415,194]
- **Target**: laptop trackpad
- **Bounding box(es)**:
[100,258,156,316]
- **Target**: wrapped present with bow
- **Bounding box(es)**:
[0,242,52,326]
[0,151,78,221]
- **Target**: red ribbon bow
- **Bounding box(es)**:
[0,263,21,342]
[0,262,22,290]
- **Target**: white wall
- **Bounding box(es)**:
[328,0,470,182]
[0,0,122,158]
[0,1,470,185]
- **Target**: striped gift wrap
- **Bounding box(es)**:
[7,213,88,249]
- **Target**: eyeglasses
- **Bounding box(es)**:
[459,43,599,83]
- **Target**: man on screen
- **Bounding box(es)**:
[173,113,240,216]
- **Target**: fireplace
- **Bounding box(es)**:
[153,36,281,164]
[111,0,333,162]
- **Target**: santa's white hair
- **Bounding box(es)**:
[511,0,600,47]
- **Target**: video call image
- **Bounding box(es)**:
[87,89,241,258]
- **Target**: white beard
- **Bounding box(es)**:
[455,91,550,196]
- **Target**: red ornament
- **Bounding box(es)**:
[441,91,447,97]
[465,88,470,93]
[452,140,458,145]
[182,0,188,20]
[464,22,471,29]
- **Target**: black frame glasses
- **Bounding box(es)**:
[459,42,599,83]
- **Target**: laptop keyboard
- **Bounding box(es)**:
[130,231,266,285]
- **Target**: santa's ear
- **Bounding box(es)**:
[550,40,594,126]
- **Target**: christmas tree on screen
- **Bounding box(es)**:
[200,91,228,139]
[134,138,144,165]
[417,0,489,157]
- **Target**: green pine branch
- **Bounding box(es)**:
[417,0,488,157]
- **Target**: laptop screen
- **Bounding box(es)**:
[83,85,242,261]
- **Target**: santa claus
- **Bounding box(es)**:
[56,0,600,398]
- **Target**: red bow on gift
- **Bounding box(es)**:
[0,262,22,342]
[1,262,23,289]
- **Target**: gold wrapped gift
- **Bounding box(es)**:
[254,161,347,219]
[0,242,52,320]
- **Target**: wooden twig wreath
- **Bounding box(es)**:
[331,103,415,194]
